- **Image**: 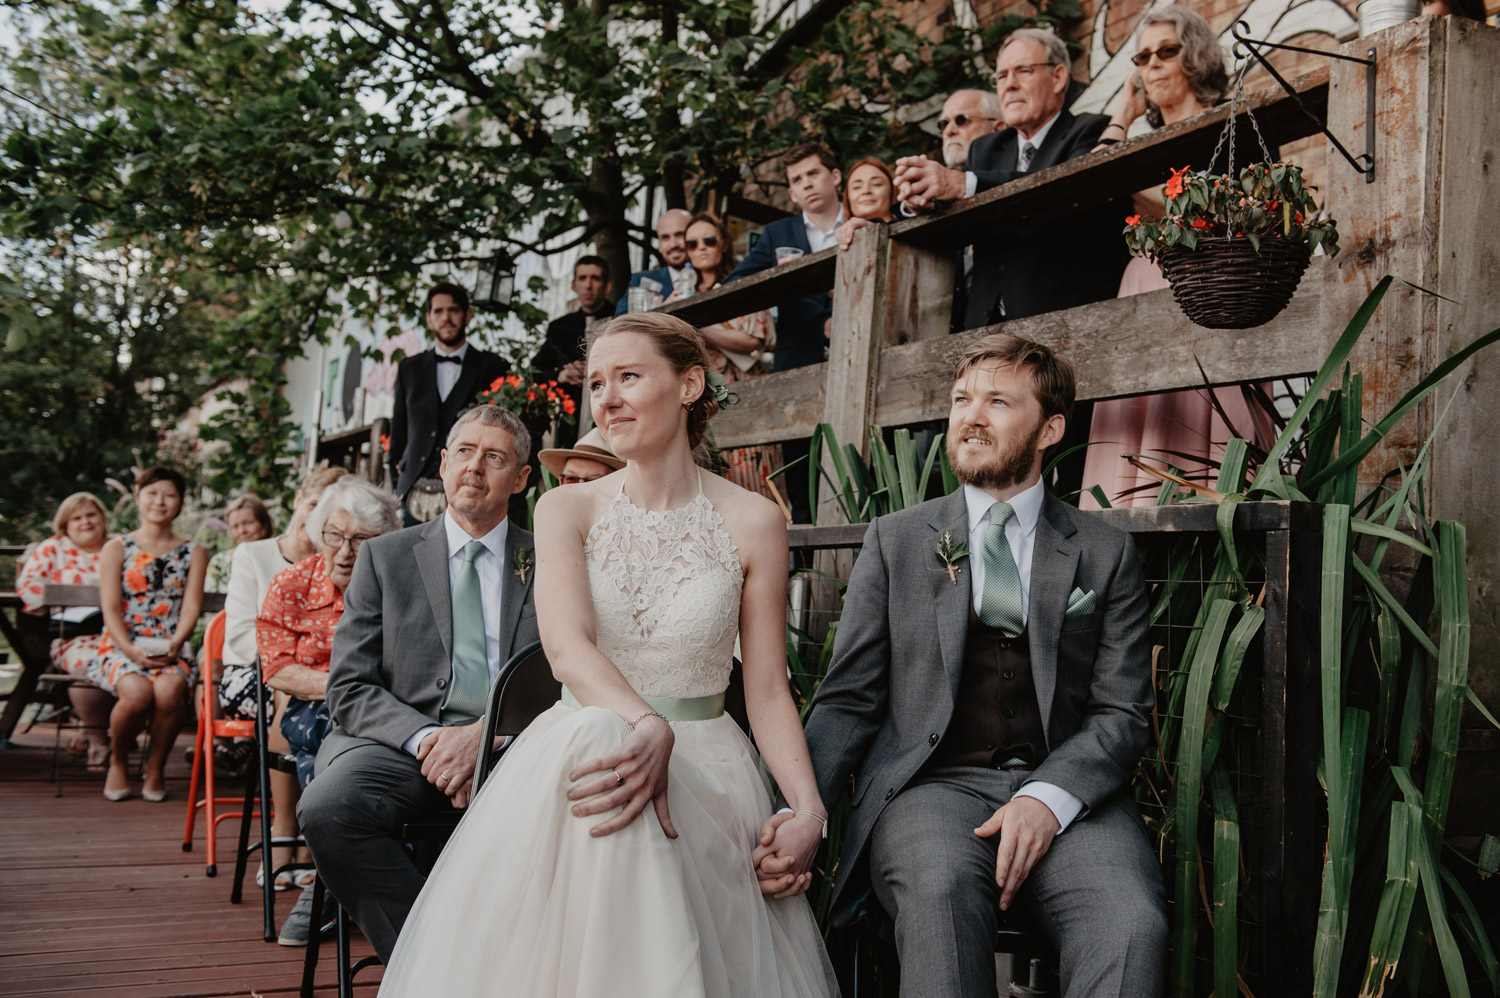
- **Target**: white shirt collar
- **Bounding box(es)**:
[434,341,468,360]
[442,510,509,563]
[802,207,845,237]
[963,479,1045,536]
[1017,110,1063,155]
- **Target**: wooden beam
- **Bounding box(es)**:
[658,249,836,328]
[710,281,1331,449]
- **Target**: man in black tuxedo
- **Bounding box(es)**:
[387,282,510,506]
[895,28,1128,330]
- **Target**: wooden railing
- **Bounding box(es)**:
[664,68,1334,457]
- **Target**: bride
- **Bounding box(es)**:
[378,312,838,997]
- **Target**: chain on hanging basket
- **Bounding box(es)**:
[1121,62,1340,329]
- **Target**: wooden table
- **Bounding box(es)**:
[0,586,225,742]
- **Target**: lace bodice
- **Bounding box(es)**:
[584,477,743,699]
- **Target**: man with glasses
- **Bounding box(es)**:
[894,28,1127,329]
[297,405,540,965]
[537,426,624,486]
[938,89,1006,169]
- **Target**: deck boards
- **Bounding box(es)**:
[0,728,380,997]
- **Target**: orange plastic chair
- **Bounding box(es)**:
[181,610,258,875]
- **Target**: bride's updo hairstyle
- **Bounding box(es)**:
[592,313,720,450]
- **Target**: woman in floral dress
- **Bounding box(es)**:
[16,493,116,767]
[91,466,208,802]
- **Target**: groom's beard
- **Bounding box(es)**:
[947,416,1045,492]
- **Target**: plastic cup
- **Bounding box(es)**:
[775,247,805,264]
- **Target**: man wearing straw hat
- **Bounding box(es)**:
[536,427,625,486]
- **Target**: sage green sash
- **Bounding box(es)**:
[560,686,725,722]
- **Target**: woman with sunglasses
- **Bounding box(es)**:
[91,465,207,802]
[668,212,784,506]
[1084,6,1276,507]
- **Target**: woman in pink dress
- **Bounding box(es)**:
[1082,6,1276,507]
[16,493,115,767]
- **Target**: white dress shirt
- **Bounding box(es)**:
[802,207,845,253]
[433,341,468,402]
[961,480,1085,833]
[402,511,511,757]
[963,109,1063,198]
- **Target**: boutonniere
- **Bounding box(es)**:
[513,548,534,585]
[934,530,969,585]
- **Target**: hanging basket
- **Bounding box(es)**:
[1157,236,1311,329]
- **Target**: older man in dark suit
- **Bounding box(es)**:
[387,283,509,506]
[757,334,1165,997]
[298,404,539,963]
[896,28,1128,329]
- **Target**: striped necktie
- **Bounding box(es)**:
[978,502,1025,637]
[1017,141,1036,173]
[442,540,490,724]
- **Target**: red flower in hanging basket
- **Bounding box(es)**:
[1125,214,1142,226]
[1164,165,1191,199]
[475,374,578,428]
[1192,219,1209,230]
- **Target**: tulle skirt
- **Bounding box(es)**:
[378,703,838,997]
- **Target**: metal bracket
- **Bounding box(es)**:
[1231,20,1376,184]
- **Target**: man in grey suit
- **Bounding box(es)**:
[298,404,539,963]
[758,333,1165,996]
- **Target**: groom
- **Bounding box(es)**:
[760,333,1165,996]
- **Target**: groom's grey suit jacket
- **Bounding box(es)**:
[321,516,541,767]
[803,489,1152,925]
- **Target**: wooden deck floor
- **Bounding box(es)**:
[0,727,380,997]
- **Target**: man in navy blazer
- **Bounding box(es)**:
[613,209,693,316]
[724,144,844,373]
[895,29,1127,329]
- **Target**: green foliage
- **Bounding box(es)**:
[0,251,226,542]
[1123,162,1340,259]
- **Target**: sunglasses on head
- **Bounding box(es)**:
[685,235,719,250]
[1131,43,1183,67]
[937,113,993,132]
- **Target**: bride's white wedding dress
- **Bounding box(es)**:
[378,478,838,997]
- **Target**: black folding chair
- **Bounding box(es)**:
[226,659,313,941]
[302,640,558,998]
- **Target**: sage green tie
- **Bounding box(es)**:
[978,502,1025,637]
[441,540,489,724]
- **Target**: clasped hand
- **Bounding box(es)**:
[893,155,967,213]
[566,714,678,839]
[418,723,485,809]
[750,812,823,899]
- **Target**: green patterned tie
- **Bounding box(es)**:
[441,540,489,724]
[978,502,1025,637]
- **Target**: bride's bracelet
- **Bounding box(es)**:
[793,810,829,839]
[627,709,668,731]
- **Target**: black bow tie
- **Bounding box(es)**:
[435,354,462,364]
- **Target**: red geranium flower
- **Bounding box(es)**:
[1125,214,1142,226]
[379,433,390,453]
[1191,219,1209,230]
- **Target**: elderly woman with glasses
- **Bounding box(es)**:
[1083,6,1277,507]
[256,477,401,788]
